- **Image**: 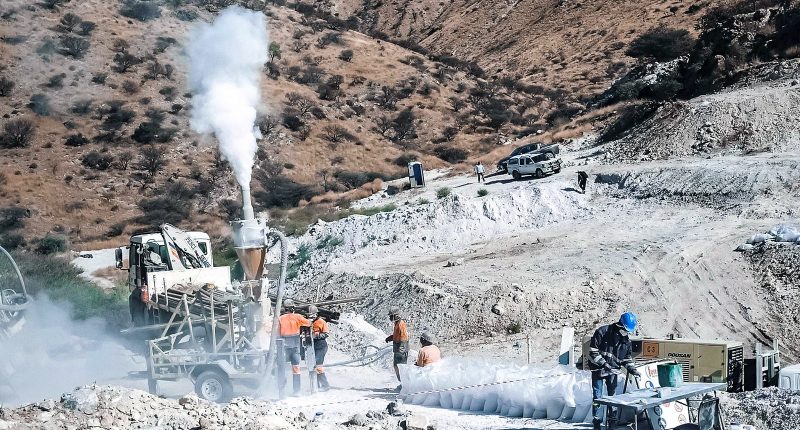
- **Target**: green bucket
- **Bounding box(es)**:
[657,363,683,388]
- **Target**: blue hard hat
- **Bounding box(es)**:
[619,312,638,333]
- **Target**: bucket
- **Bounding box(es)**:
[657,363,683,387]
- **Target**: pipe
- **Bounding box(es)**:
[241,185,255,220]
[262,229,288,392]
[0,245,28,313]
[0,245,27,298]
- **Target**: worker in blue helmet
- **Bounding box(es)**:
[588,312,641,430]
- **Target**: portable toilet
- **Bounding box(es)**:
[408,162,425,188]
[778,364,800,390]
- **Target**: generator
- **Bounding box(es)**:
[581,336,745,392]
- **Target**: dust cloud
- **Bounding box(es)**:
[0,296,138,406]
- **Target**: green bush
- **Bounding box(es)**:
[0,233,25,250]
[418,198,430,205]
[7,252,128,324]
[316,235,343,250]
[477,188,489,197]
[287,244,310,280]
[35,235,68,254]
[436,187,451,199]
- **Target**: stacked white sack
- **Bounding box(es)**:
[399,358,593,422]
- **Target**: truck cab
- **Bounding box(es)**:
[116,231,220,326]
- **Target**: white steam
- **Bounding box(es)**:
[187,7,269,216]
[0,296,138,406]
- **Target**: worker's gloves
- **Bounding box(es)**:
[626,367,642,378]
[385,335,393,343]
[602,363,615,372]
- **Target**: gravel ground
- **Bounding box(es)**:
[721,387,800,430]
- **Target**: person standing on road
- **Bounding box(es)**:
[588,312,641,430]
[475,161,486,183]
[384,307,409,384]
[308,305,331,392]
[577,171,589,194]
[279,299,310,396]
[415,332,441,367]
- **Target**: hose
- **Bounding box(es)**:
[325,345,393,368]
[0,245,28,312]
[262,229,288,384]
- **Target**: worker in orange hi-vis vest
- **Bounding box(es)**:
[384,307,409,385]
[415,332,441,367]
[279,299,310,396]
[308,305,331,392]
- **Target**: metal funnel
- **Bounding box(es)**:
[230,218,269,281]
[236,247,266,280]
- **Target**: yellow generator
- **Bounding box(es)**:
[582,336,745,392]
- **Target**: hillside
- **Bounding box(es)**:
[0,0,539,247]
[0,0,771,251]
[316,0,734,98]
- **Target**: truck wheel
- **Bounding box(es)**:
[195,370,233,403]
[554,168,561,174]
[535,169,545,178]
[512,170,522,180]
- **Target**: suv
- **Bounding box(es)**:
[497,142,560,172]
[507,153,562,180]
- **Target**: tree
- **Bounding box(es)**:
[376,86,399,109]
[626,28,695,62]
[135,145,167,181]
[64,133,89,147]
[59,35,90,58]
[322,124,351,143]
[78,21,96,36]
[58,13,83,33]
[285,92,315,116]
[113,52,143,73]
[373,115,393,136]
[1,118,36,149]
[82,151,114,170]
[117,150,133,170]
[256,114,278,137]
[338,49,353,62]
[391,108,416,142]
[120,0,161,22]
[0,77,15,97]
[268,41,282,62]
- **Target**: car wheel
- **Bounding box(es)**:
[512,170,522,180]
[195,370,233,403]
[554,168,561,174]
[544,152,555,160]
[535,169,545,178]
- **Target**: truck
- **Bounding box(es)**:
[496,142,560,173]
[115,222,353,402]
[506,152,562,180]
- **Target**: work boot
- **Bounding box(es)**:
[317,373,330,392]
[292,374,302,396]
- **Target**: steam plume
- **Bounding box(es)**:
[187,7,269,218]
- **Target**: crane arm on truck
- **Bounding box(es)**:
[160,223,212,270]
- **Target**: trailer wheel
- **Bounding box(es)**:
[535,169,545,178]
[195,370,233,403]
[512,170,522,180]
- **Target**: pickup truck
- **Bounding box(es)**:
[506,153,562,180]
[496,142,560,172]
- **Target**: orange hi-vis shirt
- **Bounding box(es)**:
[312,318,329,336]
[415,345,442,367]
[279,312,310,337]
[393,320,409,342]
